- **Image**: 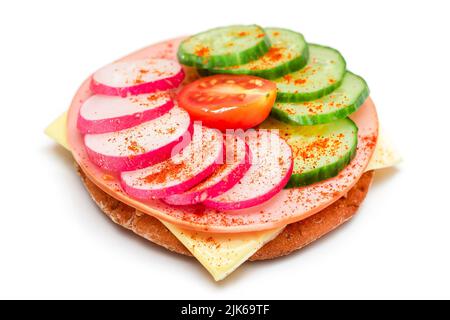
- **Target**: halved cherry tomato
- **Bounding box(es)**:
[177,75,277,131]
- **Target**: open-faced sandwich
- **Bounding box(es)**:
[46,25,400,281]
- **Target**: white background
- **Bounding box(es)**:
[0,0,449,299]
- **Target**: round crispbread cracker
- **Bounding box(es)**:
[78,167,373,260]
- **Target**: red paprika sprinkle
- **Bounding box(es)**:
[102,174,115,182]
[127,141,145,154]
[362,135,377,148]
[283,74,292,83]
[266,47,283,62]
[195,46,210,57]
[142,162,186,185]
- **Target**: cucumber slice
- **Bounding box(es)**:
[199,28,309,80]
[259,117,358,188]
[177,25,271,68]
[271,72,369,125]
[275,44,346,102]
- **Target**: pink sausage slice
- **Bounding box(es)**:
[120,124,223,199]
[84,106,192,172]
[66,37,379,233]
[91,58,185,97]
[203,131,293,210]
[163,134,251,205]
[77,92,174,134]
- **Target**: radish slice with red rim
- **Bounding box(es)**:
[203,130,293,210]
[120,124,224,199]
[163,134,251,205]
[84,106,192,172]
[91,58,185,97]
[77,92,174,134]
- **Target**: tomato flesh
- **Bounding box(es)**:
[177,75,277,131]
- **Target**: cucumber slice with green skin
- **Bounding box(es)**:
[259,117,358,188]
[177,25,271,69]
[271,72,369,125]
[198,28,309,80]
[275,44,346,102]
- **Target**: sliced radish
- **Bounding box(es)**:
[163,134,251,205]
[77,92,174,134]
[120,124,223,199]
[203,130,293,210]
[91,58,185,97]
[84,106,192,172]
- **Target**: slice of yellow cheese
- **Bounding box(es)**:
[45,113,400,281]
[162,222,283,281]
[45,112,69,150]
[366,133,401,171]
